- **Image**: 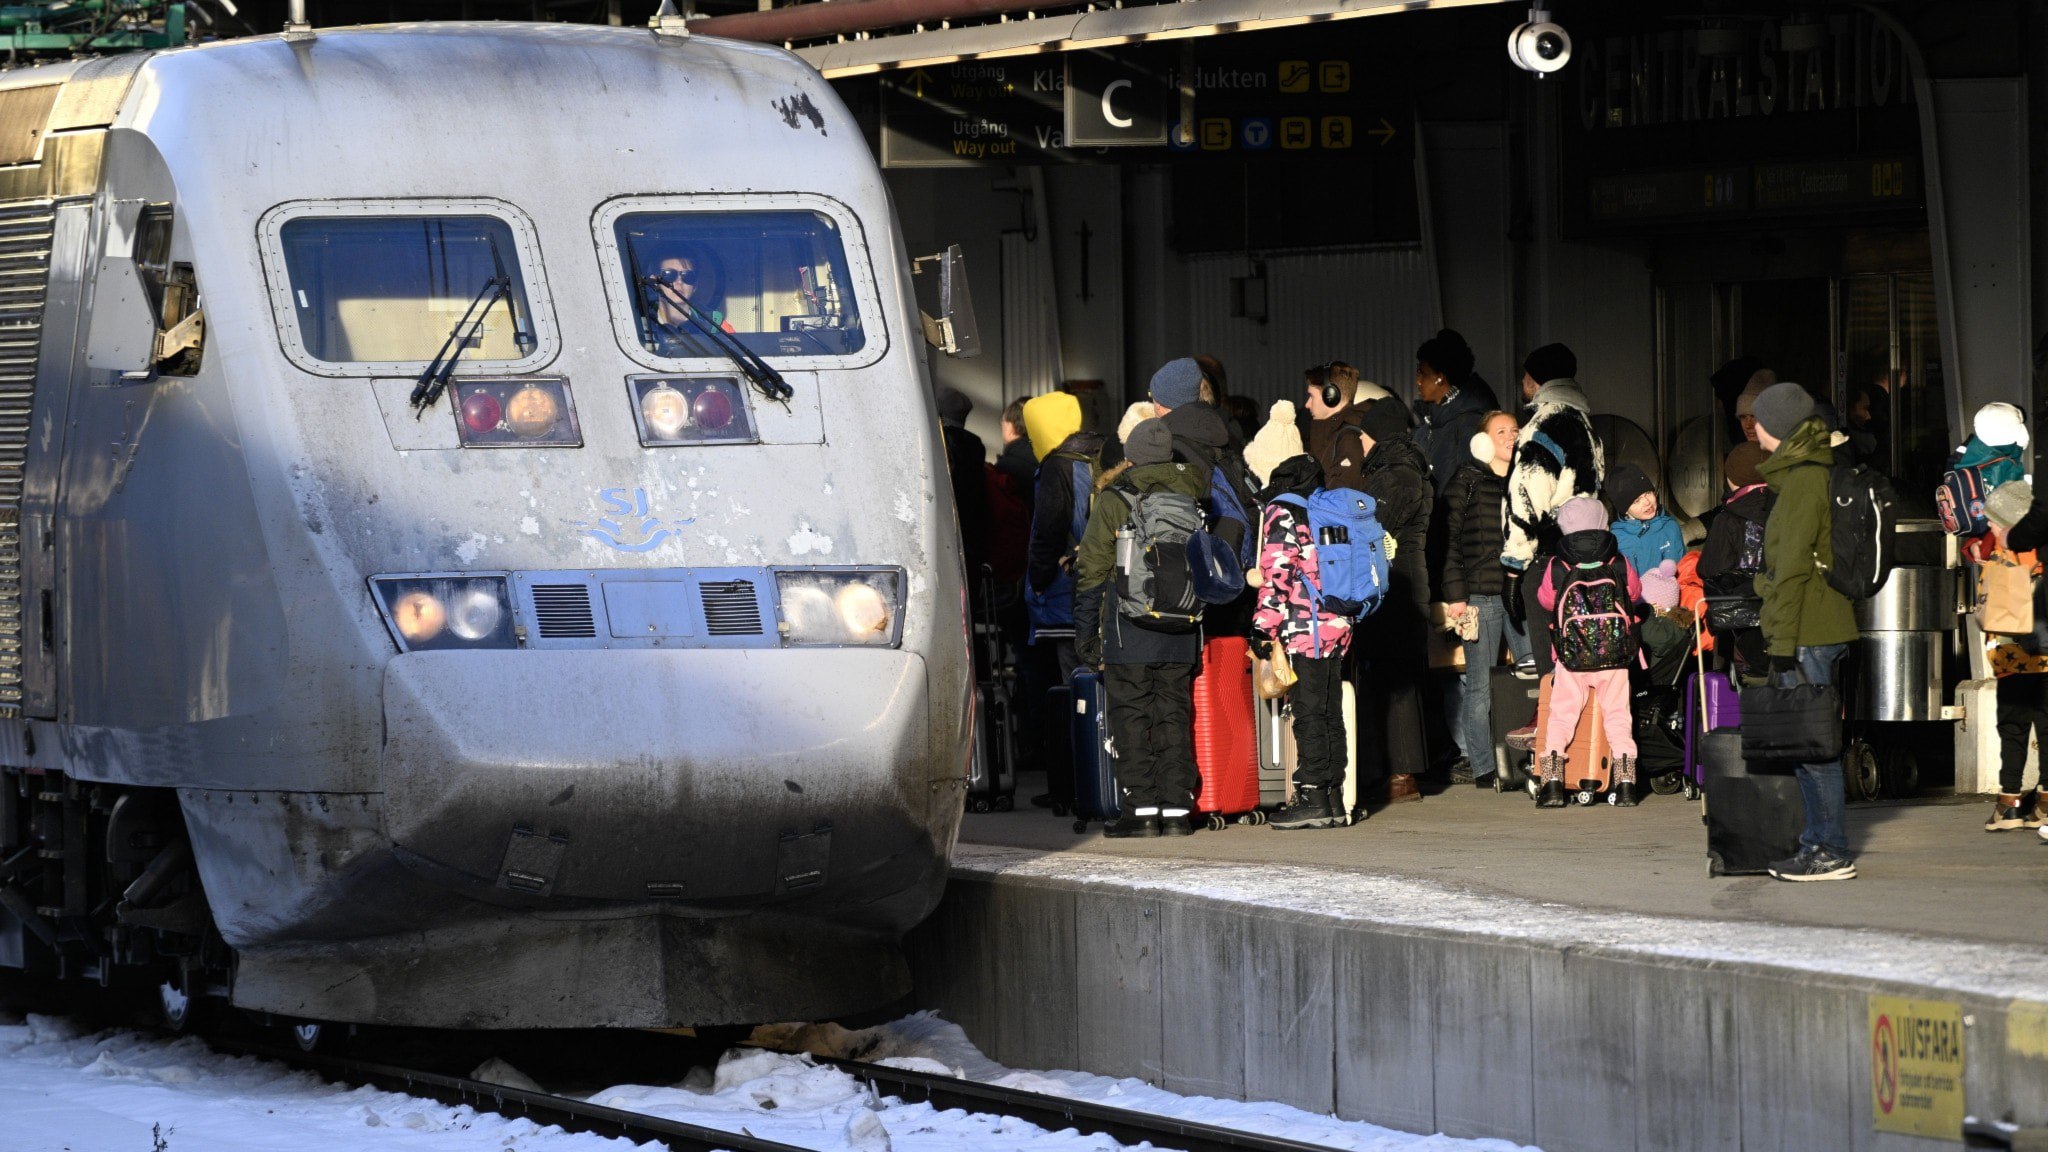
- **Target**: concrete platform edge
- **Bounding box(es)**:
[902,849,2048,1152]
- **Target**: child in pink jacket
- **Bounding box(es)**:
[1534,497,1644,807]
[1243,402,1354,830]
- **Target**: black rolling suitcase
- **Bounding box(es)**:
[1700,730,1805,876]
[967,567,1017,812]
[1488,665,1541,792]
[967,685,1016,813]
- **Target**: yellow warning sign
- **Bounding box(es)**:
[1868,996,1965,1138]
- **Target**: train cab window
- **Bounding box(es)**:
[610,209,866,361]
[260,201,555,377]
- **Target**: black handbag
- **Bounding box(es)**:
[1739,673,1843,763]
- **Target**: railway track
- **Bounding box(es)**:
[211,1036,1345,1152]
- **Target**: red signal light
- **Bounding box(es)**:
[461,390,503,434]
[692,385,734,430]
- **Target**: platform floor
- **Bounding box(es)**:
[962,777,2048,948]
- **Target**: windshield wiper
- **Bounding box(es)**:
[622,234,795,407]
[410,274,508,416]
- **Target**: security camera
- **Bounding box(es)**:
[1508,8,1572,75]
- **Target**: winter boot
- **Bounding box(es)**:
[1535,753,1569,809]
[1608,754,1640,807]
[2022,790,2045,830]
[1158,807,1194,836]
[1986,793,2028,832]
[1272,786,1340,830]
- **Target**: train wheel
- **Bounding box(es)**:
[1846,743,1881,803]
[994,795,1014,812]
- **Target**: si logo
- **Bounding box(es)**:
[573,487,696,552]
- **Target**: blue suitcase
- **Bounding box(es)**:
[1069,669,1120,832]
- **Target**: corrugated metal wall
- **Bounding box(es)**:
[1181,245,1439,411]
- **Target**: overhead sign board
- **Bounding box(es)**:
[879,63,1065,169]
[1064,50,1169,147]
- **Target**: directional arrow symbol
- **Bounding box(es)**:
[1370,116,1397,146]
[906,67,935,99]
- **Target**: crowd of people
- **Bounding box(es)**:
[937,332,2048,882]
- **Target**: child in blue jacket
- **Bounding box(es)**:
[1607,463,1685,578]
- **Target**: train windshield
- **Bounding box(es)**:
[277,215,539,366]
[613,210,865,360]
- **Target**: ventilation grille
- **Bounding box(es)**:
[0,200,52,718]
[700,580,762,636]
[531,584,596,639]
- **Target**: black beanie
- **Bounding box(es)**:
[1358,397,1410,444]
[1606,463,1656,517]
[935,385,972,426]
[1523,343,1577,386]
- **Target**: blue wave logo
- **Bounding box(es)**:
[572,487,695,552]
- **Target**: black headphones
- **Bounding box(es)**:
[1310,361,1343,408]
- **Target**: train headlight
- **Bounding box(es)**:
[372,575,518,652]
[640,384,690,438]
[775,570,903,647]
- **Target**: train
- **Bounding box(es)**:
[0,18,973,1039]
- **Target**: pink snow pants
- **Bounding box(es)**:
[1545,666,1637,758]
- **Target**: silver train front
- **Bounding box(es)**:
[0,24,969,1027]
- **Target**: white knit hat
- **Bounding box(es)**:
[1974,401,2029,450]
[1116,400,1160,444]
[1242,400,1304,486]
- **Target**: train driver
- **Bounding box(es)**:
[646,247,738,353]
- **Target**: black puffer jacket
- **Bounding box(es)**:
[1441,460,1511,603]
[1359,434,1434,617]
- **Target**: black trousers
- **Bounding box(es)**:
[1996,673,2048,795]
[1352,600,1431,791]
[1521,557,1555,676]
[1290,652,1348,792]
[1105,662,1198,810]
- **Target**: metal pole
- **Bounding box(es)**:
[283,0,312,37]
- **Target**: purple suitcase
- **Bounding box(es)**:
[1681,670,1741,791]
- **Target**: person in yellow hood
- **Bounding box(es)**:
[1024,391,1083,462]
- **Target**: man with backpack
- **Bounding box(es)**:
[1151,356,1262,634]
[1072,418,1210,837]
[1751,382,1862,882]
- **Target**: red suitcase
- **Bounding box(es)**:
[1193,636,1259,826]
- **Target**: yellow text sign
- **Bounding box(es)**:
[1868,996,1965,1138]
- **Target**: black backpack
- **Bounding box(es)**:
[1823,462,1898,600]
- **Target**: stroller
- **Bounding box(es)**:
[1633,608,1694,796]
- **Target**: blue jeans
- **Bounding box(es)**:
[1776,643,1850,858]
[1451,595,1535,770]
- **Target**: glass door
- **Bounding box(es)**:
[1839,272,1945,515]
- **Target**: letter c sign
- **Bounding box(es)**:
[1101,78,1133,129]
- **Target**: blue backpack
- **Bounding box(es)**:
[1204,460,1260,570]
[1024,455,1092,638]
[1271,488,1390,620]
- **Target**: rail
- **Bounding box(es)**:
[211,1034,1348,1152]
[208,1039,814,1152]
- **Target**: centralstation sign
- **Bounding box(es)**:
[871,44,1411,169]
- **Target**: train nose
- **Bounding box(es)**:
[378,648,941,914]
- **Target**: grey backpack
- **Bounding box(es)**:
[1113,484,1205,632]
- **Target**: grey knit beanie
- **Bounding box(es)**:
[1148,358,1205,410]
[1752,382,1817,440]
[1125,417,1175,466]
[1986,480,2034,531]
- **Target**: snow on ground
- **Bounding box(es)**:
[0,1007,1533,1152]
[0,1011,647,1152]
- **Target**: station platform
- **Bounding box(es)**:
[900,780,2048,1151]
